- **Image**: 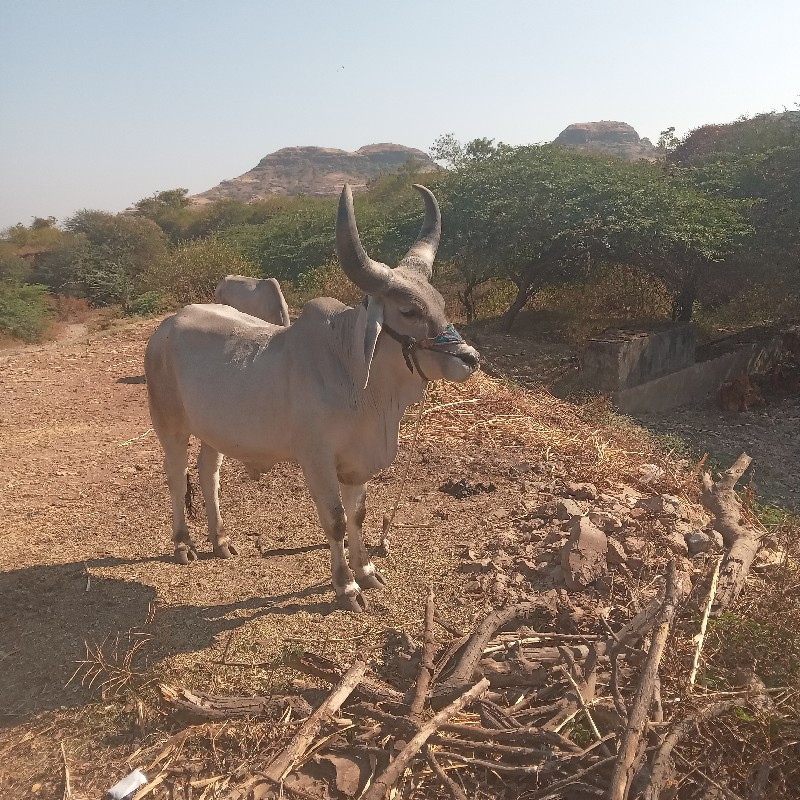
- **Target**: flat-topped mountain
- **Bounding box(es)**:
[192,143,438,204]
[554,121,660,161]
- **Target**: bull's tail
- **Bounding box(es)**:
[185,473,196,519]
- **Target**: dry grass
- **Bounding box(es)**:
[415,371,678,489]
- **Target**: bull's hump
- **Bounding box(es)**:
[176,303,280,336]
[300,296,350,320]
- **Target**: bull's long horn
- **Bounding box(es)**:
[336,184,393,294]
[397,184,441,279]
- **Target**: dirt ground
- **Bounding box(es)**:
[0,317,540,796]
[1,313,796,797]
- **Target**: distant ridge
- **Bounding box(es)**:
[192,143,438,204]
[553,121,660,162]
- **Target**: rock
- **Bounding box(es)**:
[589,511,623,532]
[606,537,627,567]
[623,536,646,555]
[711,530,725,549]
[561,517,608,590]
[686,531,713,555]
[557,499,584,520]
[666,531,689,556]
[566,482,598,501]
[554,121,660,162]
[635,494,684,519]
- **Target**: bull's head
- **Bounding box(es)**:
[336,183,480,386]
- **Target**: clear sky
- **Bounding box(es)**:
[1,0,798,229]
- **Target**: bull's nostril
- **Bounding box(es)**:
[459,353,479,368]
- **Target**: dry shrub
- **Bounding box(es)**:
[142,238,259,306]
[409,371,674,487]
[695,282,800,338]
[531,263,673,343]
[48,294,93,323]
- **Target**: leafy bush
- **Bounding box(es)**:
[142,238,259,306]
[0,282,52,342]
[127,291,170,316]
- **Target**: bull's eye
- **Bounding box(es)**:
[400,308,421,319]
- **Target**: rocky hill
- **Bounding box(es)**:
[554,121,660,161]
[192,143,438,204]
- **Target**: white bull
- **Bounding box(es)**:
[144,184,480,611]
[214,275,290,326]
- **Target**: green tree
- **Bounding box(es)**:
[34,210,168,306]
[435,142,750,329]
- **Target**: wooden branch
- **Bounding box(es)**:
[363,678,490,800]
[350,702,581,752]
[159,684,310,720]
[608,562,681,800]
[264,660,366,782]
[433,602,552,706]
[558,647,608,757]
[409,587,436,716]
[424,745,467,800]
[643,699,745,800]
[286,652,403,704]
[700,453,762,613]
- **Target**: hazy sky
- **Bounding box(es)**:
[1,0,798,229]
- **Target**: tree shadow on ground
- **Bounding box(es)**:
[0,556,335,728]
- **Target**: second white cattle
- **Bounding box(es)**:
[214,275,290,326]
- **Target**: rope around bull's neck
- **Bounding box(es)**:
[379,386,428,553]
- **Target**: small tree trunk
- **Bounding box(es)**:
[671,272,698,321]
[458,284,476,323]
[501,282,530,333]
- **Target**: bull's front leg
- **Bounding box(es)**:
[303,461,367,612]
[197,442,238,559]
[340,483,387,590]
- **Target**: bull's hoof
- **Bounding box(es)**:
[358,570,387,590]
[337,591,369,613]
[213,542,239,559]
[175,544,198,565]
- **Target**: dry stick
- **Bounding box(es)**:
[689,556,723,691]
[672,750,746,800]
[700,452,761,613]
[434,602,545,705]
[263,660,366,783]
[380,389,427,553]
[608,562,681,800]
[285,652,404,704]
[409,587,436,717]
[642,699,745,800]
[424,745,468,800]
[558,662,608,757]
[363,677,490,800]
[60,741,71,800]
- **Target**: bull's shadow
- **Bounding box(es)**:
[0,556,331,728]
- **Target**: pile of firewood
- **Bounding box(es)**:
[150,455,787,799]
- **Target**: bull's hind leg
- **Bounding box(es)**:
[302,461,366,612]
[340,483,386,590]
[160,434,198,564]
[197,442,238,559]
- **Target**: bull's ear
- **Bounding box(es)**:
[363,295,384,388]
